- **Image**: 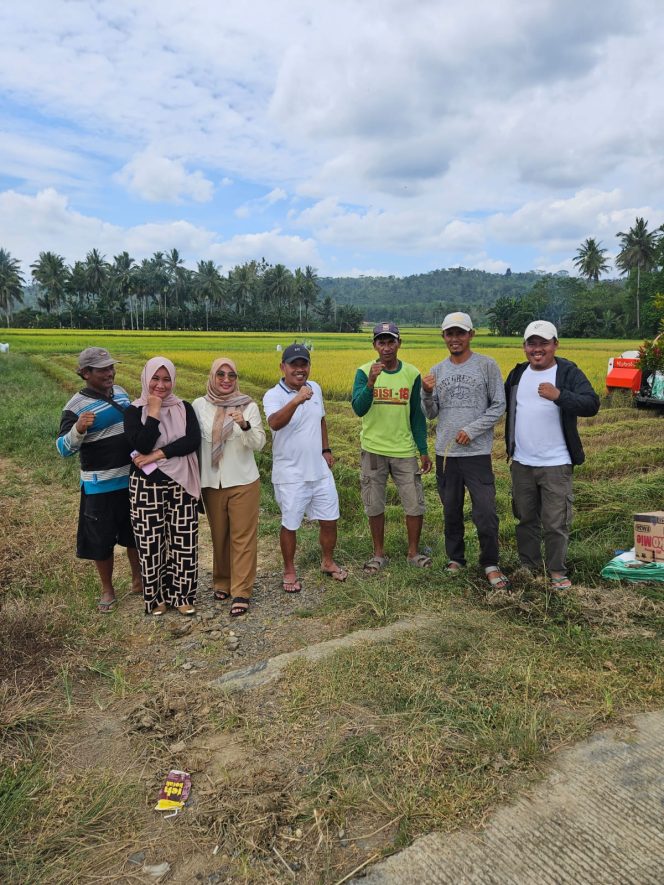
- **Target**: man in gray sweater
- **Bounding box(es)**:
[421,312,507,588]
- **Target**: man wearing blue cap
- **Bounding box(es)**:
[352,322,432,573]
[263,344,347,593]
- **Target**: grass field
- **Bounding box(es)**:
[1,328,663,883]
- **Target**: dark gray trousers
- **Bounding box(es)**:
[436,455,499,568]
[510,461,573,575]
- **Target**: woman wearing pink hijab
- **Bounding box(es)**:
[193,357,265,617]
[124,356,201,616]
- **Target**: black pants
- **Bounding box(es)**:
[436,455,499,568]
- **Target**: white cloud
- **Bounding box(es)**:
[117,151,214,203]
[0,187,321,272]
[0,1,663,275]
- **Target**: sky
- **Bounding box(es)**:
[0,0,662,279]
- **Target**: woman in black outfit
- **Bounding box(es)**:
[124,356,201,616]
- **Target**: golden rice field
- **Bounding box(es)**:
[1,327,642,398]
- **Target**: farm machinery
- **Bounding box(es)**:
[606,342,664,411]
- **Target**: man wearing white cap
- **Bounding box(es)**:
[421,312,507,588]
[57,347,142,612]
[505,321,600,589]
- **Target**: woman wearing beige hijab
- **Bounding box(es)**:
[193,358,265,616]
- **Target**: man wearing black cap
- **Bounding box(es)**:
[57,347,141,612]
[352,322,432,573]
[263,344,347,593]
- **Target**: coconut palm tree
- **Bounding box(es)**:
[83,249,109,316]
[31,251,69,314]
[108,252,137,328]
[616,217,660,329]
[195,260,225,330]
[0,248,24,326]
[302,265,320,330]
[573,238,610,283]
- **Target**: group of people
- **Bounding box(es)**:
[57,312,599,617]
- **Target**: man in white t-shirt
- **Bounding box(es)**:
[504,321,600,589]
[263,344,347,593]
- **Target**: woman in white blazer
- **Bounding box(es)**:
[193,357,265,616]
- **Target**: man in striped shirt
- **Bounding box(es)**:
[57,347,141,612]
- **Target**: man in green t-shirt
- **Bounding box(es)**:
[352,322,432,573]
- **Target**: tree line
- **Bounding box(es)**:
[0,248,364,333]
[1,217,663,336]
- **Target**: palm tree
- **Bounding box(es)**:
[0,248,24,326]
[302,265,320,329]
[108,252,137,328]
[573,238,610,283]
[195,260,225,330]
[230,262,258,315]
[264,263,293,329]
[616,217,660,329]
[31,251,69,314]
[64,260,88,327]
[84,249,109,311]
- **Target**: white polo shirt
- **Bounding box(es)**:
[263,379,329,484]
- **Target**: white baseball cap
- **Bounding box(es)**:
[524,320,558,341]
[441,311,473,332]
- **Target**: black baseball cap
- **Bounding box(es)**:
[282,343,311,364]
[372,322,400,340]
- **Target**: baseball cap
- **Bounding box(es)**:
[372,321,400,340]
[523,320,558,342]
[77,347,119,369]
[282,343,311,364]
[441,312,473,332]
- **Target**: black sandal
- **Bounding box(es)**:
[213,590,230,601]
[230,597,250,617]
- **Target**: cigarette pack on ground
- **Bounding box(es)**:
[634,511,664,563]
[155,769,191,812]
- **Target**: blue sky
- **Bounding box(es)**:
[0,0,662,278]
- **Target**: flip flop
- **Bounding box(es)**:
[486,569,510,590]
[283,578,302,593]
[407,553,432,568]
[97,598,117,613]
[321,567,348,582]
[230,597,250,617]
[363,556,389,575]
[213,590,231,601]
[551,575,572,589]
[445,561,463,574]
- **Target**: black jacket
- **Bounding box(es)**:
[504,357,600,466]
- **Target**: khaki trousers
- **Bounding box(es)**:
[202,479,260,599]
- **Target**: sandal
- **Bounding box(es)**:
[230,597,250,617]
[176,604,196,616]
[363,556,389,575]
[486,568,510,590]
[407,553,432,569]
[551,575,572,590]
[282,577,302,594]
[321,567,348,582]
[445,561,463,573]
[213,590,231,601]
[97,598,117,613]
[151,602,167,616]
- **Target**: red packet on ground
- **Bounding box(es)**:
[155,770,191,813]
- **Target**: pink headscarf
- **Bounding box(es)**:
[133,356,201,500]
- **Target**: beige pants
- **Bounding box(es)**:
[202,479,260,599]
